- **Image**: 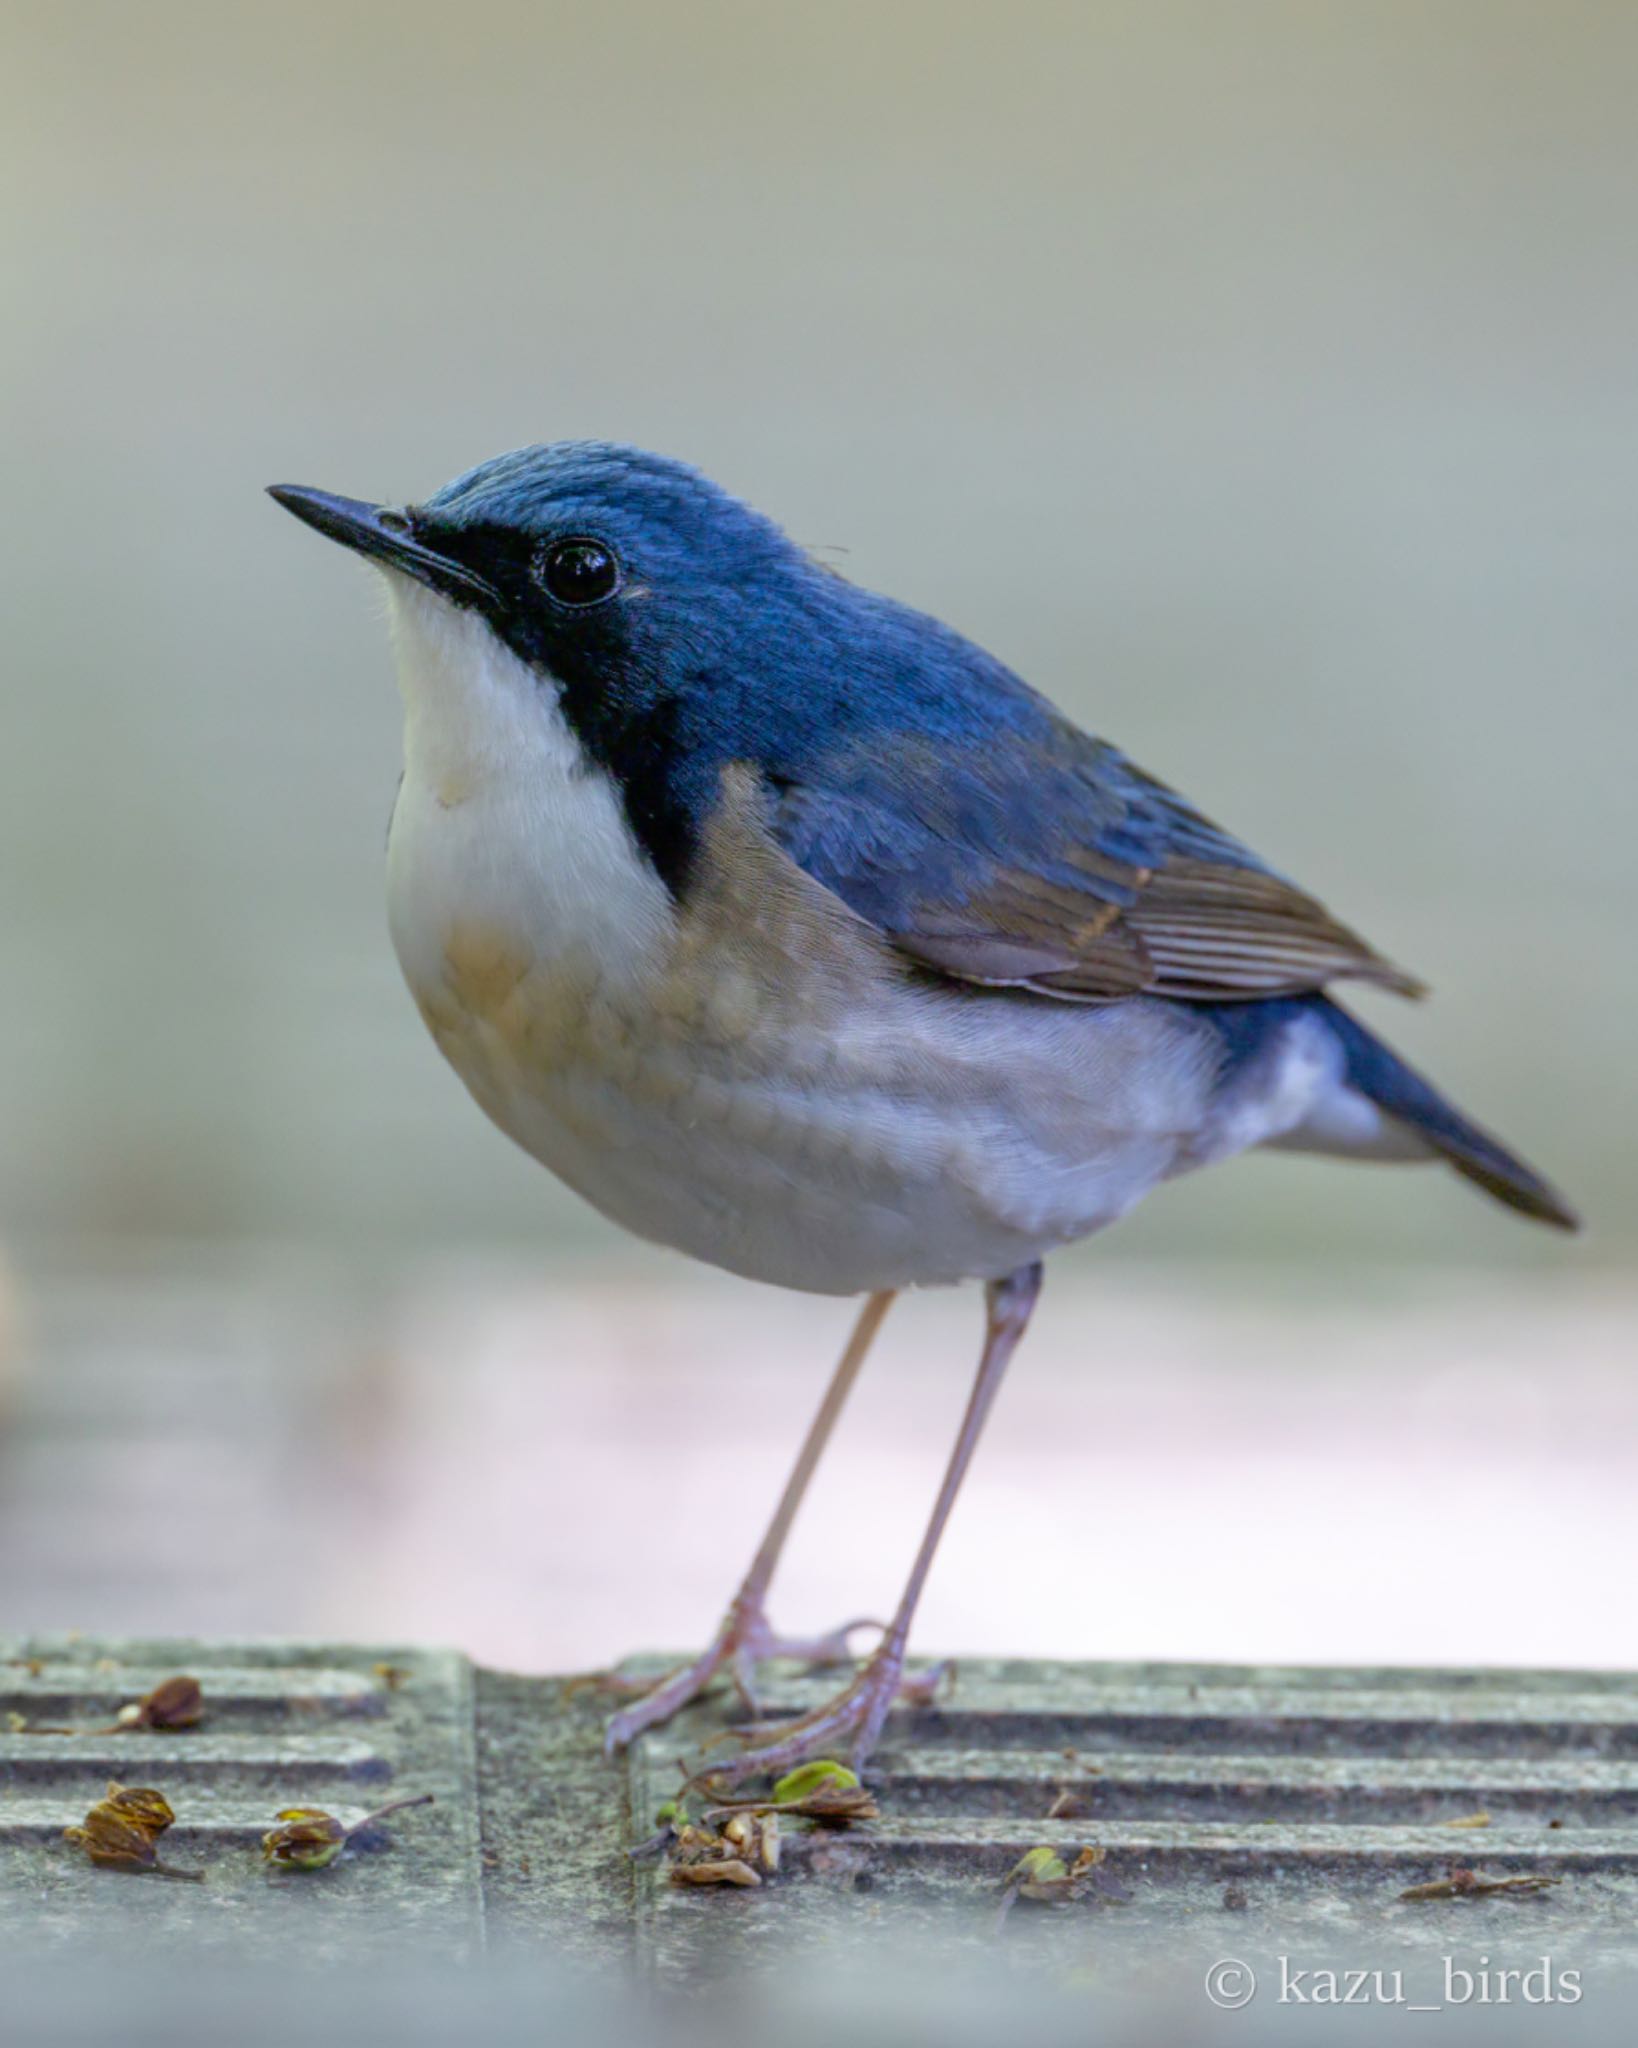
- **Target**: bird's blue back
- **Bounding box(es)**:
[421,441,1269,924]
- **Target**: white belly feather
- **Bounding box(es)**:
[381,581,1297,1293]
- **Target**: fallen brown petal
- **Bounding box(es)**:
[669,1856,761,1887]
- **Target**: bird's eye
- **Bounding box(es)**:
[537,537,620,607]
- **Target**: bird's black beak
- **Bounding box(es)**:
[266,485,497,606]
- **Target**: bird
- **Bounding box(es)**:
[269,442,1577,1778]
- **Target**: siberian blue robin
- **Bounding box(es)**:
[271,444,1576,1776]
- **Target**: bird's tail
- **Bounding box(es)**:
[1317,998,1579,1230]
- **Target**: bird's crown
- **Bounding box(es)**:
[420,439,793,575]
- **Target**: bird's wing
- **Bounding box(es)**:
[767,720,1423,1002]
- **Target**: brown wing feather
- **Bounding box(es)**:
[892,853,1424,1003]
[768,728,1423,1006]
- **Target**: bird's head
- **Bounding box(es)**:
[269,440,811,699]
[270,442,882,878]
[270,440,1020,888]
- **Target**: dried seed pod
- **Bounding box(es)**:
[64,1782,200,1881]
[261,1793,434,1873]
[100,1783,177,1835]
[262,1809,348,1871]
[115,1676,204,1731]
[10,1675,204,1739]
[65,1810,162,1872]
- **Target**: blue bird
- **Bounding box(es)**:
[269,443,1577,1777]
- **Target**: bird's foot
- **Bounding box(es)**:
[704,1640,947,1785]
[602,1601,881,1756]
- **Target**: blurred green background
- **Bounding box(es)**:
[1,0,1630,1270]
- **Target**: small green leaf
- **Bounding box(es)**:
[1010,1846,1069,1887]
[772,1759,861,1804]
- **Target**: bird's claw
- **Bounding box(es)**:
[602,1605,883,1756]
[728,1613,882,1718]
[707,1645,947,1784]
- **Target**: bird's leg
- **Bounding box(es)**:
[708,1261,1043,1785]
[603,1290,895,1755]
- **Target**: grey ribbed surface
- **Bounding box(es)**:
[0,1638,481,1962]
[6,1640,1638,1978]
[622,1656,1638,1977]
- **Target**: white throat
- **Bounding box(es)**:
[380,575,673,1002]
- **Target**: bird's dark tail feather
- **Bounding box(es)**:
[1318,998,1580,1231]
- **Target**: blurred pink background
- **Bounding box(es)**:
[3,1257,1631,1675]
